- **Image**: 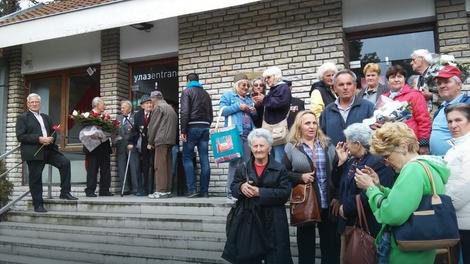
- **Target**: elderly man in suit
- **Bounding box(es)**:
[130,95,154,196]
[116,100,141,195]
[84,97,113,197]
[16,93,78,213]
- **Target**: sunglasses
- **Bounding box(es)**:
[253,83,265,87]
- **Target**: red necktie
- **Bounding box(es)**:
[144,113,149,125]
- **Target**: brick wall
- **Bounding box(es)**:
[178,0,346,195]
[4,46,29,208]
[435,0,470,85]
[100,28,129,191]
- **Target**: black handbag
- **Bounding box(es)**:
[392,161,460,251]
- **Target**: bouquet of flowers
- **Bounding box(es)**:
[362,96,412,127]
[70,110,120,152]
[70,110,120,133]
[424,54,470,88]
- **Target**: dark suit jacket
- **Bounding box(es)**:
[129,109,151,149]
[116,112,135,153]
[16,111,58,161]
[357,83,390,103]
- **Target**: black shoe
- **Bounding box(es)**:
[201,192,209,198]
[86,193,97,197]
[34,205,47,213]
[99,192,114,196]
[186,191,199,198]
[60,193,78,200]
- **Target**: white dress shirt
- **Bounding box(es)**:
[30,110,48,137]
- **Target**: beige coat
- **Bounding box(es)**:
[147,99,178,146]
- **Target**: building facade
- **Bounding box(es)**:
[0,0,469,200]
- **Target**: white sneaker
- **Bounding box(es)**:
[148,192,160,199]
[155,192,172,199]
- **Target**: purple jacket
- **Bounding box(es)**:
[261,82,292,124]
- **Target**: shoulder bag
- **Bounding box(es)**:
[343,195,377,264]
[261,106,289,146]
[392,160,460,251]
[290,181,321,226]
[210,106,243,163]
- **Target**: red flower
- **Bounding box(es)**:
[52,125,62,131]
[91,111,100,118]
[104,114,111,120]
[112,119,120,127]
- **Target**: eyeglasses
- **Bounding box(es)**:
[253,83,265,87]
[411,57,423,63]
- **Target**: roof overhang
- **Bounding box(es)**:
[0,0,261,48]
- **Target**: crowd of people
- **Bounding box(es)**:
[220,49,470,264]
[15,48,470,263]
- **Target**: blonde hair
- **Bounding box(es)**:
[370,122,419,155]
[363,63,381,75]
[287,110,330,148]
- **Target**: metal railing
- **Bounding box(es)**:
[0,145,29,217]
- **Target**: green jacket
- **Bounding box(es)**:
[365,155,450,264]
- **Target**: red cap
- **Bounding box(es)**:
[434,65,462,79]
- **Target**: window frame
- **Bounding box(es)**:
[24,65,100,152]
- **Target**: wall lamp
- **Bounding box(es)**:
[131,22,154,32]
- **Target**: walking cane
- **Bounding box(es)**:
[121,149,132,197]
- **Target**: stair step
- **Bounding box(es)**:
[0,222,227,251]
[6,211,227,232]
[41,196,232,216]
[0,235,228,264]
[0,252,94,264]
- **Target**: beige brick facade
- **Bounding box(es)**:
[100,28,129,191]
[435,0,470,65]
[178,0,346,195]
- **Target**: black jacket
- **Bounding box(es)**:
[333,153,395,236]
[129,109,151,149]
[180,86,213,134]
[16,111,59,161]
[287,97,305,129]
[228,157,293,264]
[258,82,292,125]
[309,80,337,107]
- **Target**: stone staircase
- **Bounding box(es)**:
[0,196,312,264]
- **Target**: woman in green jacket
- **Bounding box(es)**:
[355,122,450,264]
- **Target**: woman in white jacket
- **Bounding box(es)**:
[444,103,470,263]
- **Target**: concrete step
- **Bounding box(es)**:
[0,235,228,264]
[40,196,232,216]
[0,252,94,264]
[6,210,227,233]
[0,222,228,252]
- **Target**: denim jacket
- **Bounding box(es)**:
[220,90,256,135]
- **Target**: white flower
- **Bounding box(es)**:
[72,110,78,116]
[82,112,90,118]
[440,54,455,64]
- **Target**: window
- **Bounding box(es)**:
[348,25,436,88]
[129,58,178,108]
[25,66,100,184]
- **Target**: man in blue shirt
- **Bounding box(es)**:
[430,66,470,156]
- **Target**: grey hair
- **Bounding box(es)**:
[450,76,463,85]
[27,93,41,102]
[411,49,433,64]
[344,123,372,147]
[407,75,420,87]
[91,97,103,108]
[262,66,283,84]
[120,100,132,110]
[247,128,273,148]
[333,69,357,85]
[317,62,338,81]
[252,77,265,86]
